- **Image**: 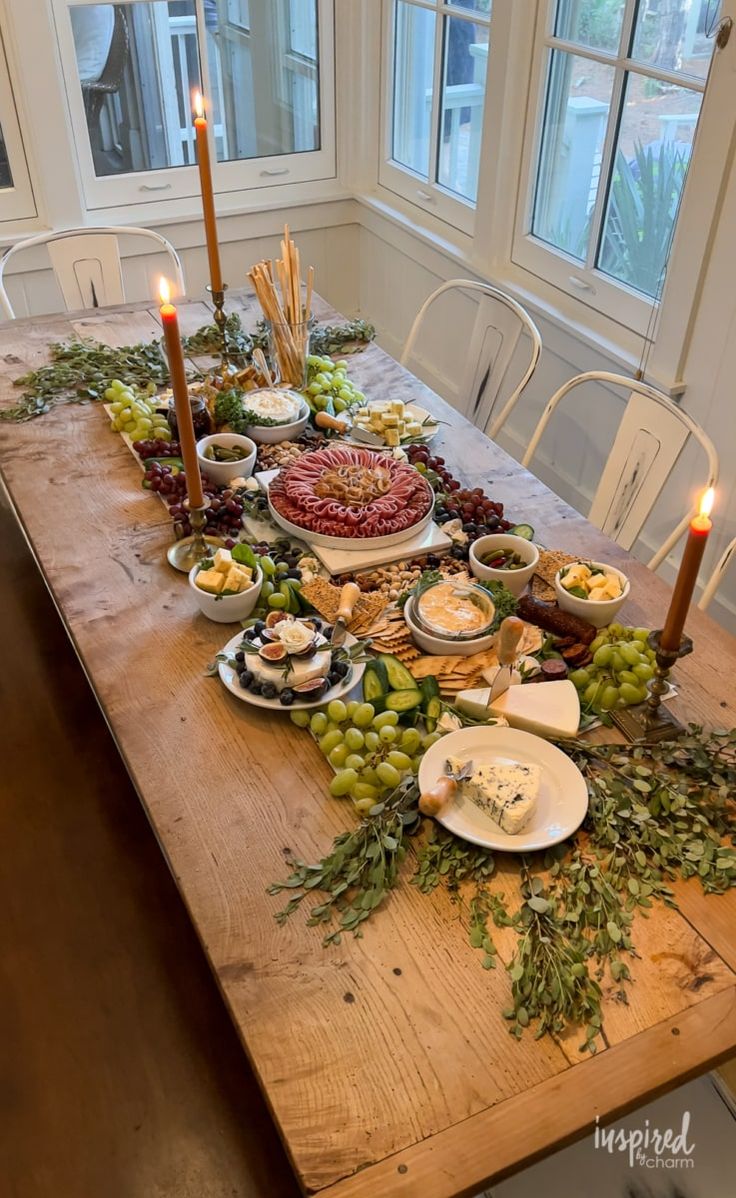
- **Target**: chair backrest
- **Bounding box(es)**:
[400,279,542,438]
[521,371,719,571]
[0,226,185,320]
[698,536,735,611]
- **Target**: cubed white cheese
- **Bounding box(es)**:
[213,548,233,574]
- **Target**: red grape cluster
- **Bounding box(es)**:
[406,444,512,560]
[132,437,181,459]
[142,461,246,540]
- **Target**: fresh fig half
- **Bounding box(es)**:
[259,642,287,663]
[292,677,327,696]
[265,610,290,629]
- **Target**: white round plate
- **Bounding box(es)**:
[345,402,439,446]
[217,630,366,711]
[418,725,588,852]
[267,488,435,551]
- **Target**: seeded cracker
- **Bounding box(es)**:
[531,549,579,601]
[300,578,387,632]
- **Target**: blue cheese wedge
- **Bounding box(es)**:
[447,756,540,834]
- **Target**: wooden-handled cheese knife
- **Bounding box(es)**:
[419,759,474,817]
[488,616,525,706]
[330,582,361,649]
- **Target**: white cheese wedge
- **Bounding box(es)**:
[447,756,540,834]
[487,680,580,738]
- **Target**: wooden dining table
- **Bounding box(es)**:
[1,290,735,1198]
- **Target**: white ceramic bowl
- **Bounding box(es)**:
[188,563,263,624]
[554,561,630,629]
[469,534,539,598]
[197,433,257,487]
[404,595,497,657]
[244,392,310,444]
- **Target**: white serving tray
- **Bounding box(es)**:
[310,521,452,574]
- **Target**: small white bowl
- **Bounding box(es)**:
[554,561,630,629]
[197,434,257,487]
[469,534,539,598]
[244,393,310,444]
[189,563,262,624]
[404,596,497,657]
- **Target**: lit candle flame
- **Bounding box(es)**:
[699,487,715,519]
[193,90,204,119]
[159,276,171,306]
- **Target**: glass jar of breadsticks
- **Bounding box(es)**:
[265,317,314,389]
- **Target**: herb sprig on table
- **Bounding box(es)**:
[269,727,736,1050]
[1,337,170,421]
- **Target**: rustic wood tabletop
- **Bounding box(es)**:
[1,291,734,1198]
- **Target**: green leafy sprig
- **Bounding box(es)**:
[268,779,422,945]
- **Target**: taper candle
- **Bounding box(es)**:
[193,91,223,294]
[158,277,205,509]
[660,487,714,651]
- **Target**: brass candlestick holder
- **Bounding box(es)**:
[611,630,693,743]
[207,283,230,365]
[166,497,226,573]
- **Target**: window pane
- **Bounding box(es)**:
[631,0,719,80]
[0,123,13,189]
[598,73,700,296]
[555,0,626,54]
[210,0,320,161]
[70,2,200,178]
[437,13,488,201]
[532,50,614,260]
[392,0,436,177]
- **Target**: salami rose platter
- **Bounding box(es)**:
[268,444,436,551]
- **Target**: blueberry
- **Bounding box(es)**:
[239,669,253,688]
[487,514,501,529]
[334,660,349,679]
[244,628,258,641]
[322,625,333,640]
[328,671,341,687]
[286,568,302,580]
[279,689,296,706]
[235,650,245,664]
[253,619,266,635]
[248,679,263,695]
[261,681,278,700]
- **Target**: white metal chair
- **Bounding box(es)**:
[521,371,719,571]
[400,279,542,439]
[698,537,736,611]
[0,226,185,319]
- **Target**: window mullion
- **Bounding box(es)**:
[428,2,444,188]
[618,0,638,58]
[583,63,627,272]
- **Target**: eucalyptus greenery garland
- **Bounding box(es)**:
[270,726,736,1051]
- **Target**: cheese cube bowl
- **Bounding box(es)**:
[196,433,257,486]
[189,563,263,623]
[469,534,539,597]
[554,560,630,629]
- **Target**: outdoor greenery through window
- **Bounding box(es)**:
[532,0,719,299]
[390,0,492,206]
[69,0,320,179]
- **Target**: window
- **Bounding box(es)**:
[0,26,36,223]
[381,0,492,232]
[53,0,334,210]
[514,0,720,329]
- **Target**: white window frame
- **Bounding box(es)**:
[511,0,716,335]
[0,22,36,224]
[379,0,493,235]
[51,0,335,212]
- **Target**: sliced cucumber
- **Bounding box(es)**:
[509,523,534,540]
[384,688,423,714]
[420,676,441,723]
[377,653,418,692]
[363,660,389,705]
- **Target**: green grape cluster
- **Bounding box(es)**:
[106,378,170,441]
[304,355,365,413]
[568,624,655,713]
[291,700,440,814]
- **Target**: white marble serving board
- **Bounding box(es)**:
[310,521,452,574]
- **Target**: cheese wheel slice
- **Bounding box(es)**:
[485,679,580,738]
